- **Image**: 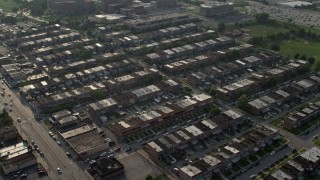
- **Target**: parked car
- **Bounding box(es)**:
[57,168,62,174]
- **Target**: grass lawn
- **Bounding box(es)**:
[0,0,19,11]
[280,39,320,59]
[246,24,288,37]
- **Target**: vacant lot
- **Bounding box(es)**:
[117,152,161,180]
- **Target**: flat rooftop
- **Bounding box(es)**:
[67,129,108,154]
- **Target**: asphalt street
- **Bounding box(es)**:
[235,146,292,180]
[0,81,93,180]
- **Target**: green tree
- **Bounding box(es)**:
[79,50,92,59]
[298,28,306,37]
[145,175,153,180]
[204,87,217,97]
[307,57,316,64]
[269,43,280,51]
[217,23,226,32]
[312,59,320,72]
[210,105,221,116]
[1,16,17,24]
[248,36,264,46]
[92,89,107,100]
[265,77,278,88]
[0,109,12,128]
[255,13,270,23]
[226,50,241,60]
[293,53,300,59]
[300,54,307,60]
[238,94,249,111]
[184,86,193,93]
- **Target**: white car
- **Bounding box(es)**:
[57,168,62,174]
[250,174,256,179]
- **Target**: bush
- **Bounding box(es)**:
[270,43,280,51]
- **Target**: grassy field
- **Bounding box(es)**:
[280,39,320,59]
[245,24,289,37]
[0,0,18,11]
[242,21,320,59]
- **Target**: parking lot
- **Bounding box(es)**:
[246,1,320,27]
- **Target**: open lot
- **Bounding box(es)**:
[117,152,161,180]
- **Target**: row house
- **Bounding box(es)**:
[16,24,62,38]
[38,48,80,64]
[47,59,93,76]
[102,30,131,41]
[227,43,254,57]
[217,61,309,101]
[83,43,106,54]
[109,93,214,140]
[145,119,221,160]
[32,82,106,112]
[186,50,283,87]
[19,32,81,51]
[266,147,320,180]
[217,78,256,101]
[18,28,71,44]
[163,54,220,74]
[145,37,235,65]
[282,101,320,130]
[7,24,62,46]
[20,60,140,98]
[293,76,320,93]
[88,79,181,117]
[128,30,216,55]
[22,73,49,86]
[135,23,198,43]
[248,73,320,115]
[178,125,280,180]
[124,13,199,32]
[248,85,296,116]
[104,69,161,94]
